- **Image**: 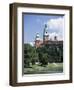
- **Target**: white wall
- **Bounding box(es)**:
[0,0,74,90]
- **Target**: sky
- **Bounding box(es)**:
[23,13,64,45]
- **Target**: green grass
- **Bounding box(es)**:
[24,63,63,74]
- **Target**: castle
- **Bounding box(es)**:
[35,24,63,48]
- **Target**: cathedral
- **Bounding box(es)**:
[35,24,63,48]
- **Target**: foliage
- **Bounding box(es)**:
[24,43,63,67]
[24,44,38,67]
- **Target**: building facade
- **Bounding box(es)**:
[35,24,63,48]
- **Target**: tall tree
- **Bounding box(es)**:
[24,44,38,67]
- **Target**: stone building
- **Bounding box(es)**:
[35,24,63,48]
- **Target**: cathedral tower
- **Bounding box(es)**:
[35,33,41,48]
[43,24,49,44]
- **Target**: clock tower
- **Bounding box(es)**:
[43,24,49,44]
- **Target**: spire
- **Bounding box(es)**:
[43,24,48,36]
[43,24,49,42]
[45,24,47,28]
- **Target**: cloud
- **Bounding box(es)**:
[49,32,57,40]
[47,17,64,31]
[46,17,64,40]
[49,32,63,40]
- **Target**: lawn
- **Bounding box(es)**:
[24,63,63,74]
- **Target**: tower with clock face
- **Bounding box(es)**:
[43,24,49,44]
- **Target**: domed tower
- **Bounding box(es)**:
[43,24,49,44]
[35,33,41,48]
